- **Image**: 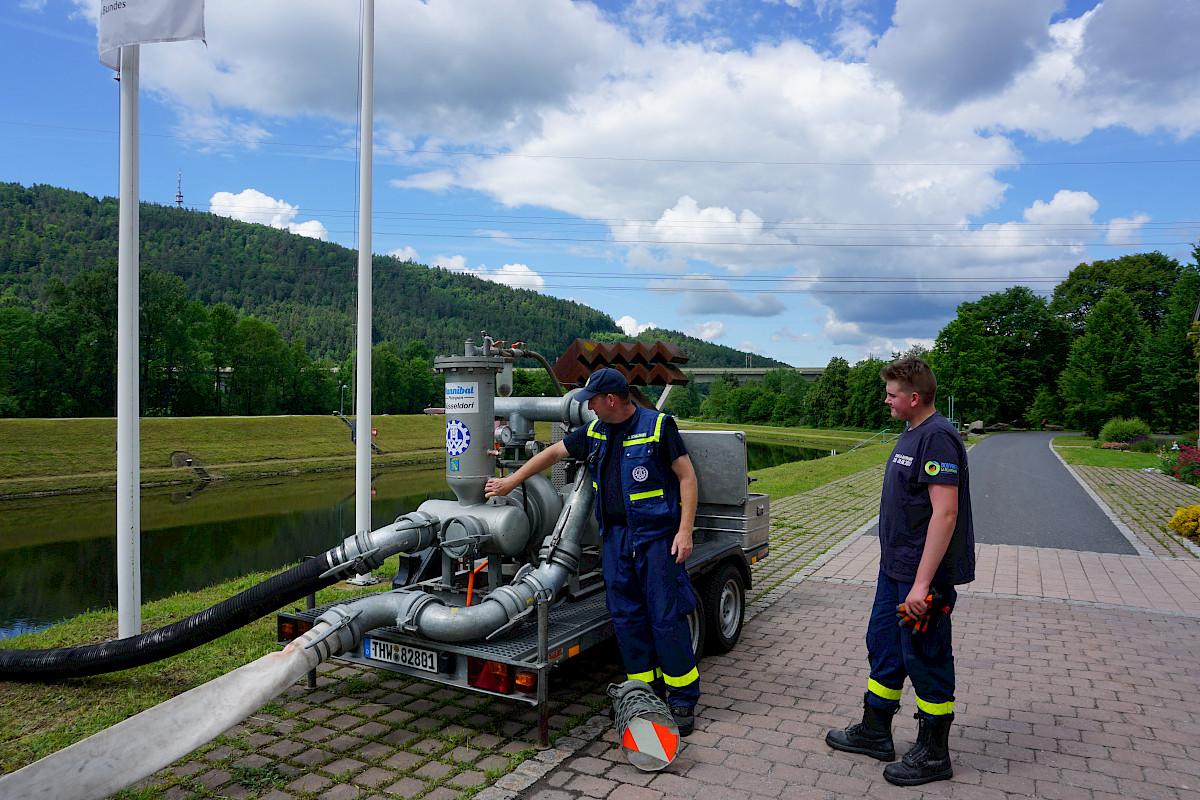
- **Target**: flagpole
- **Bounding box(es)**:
[116,44,142,638]
[351,0,378,583]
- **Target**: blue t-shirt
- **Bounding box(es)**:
[878,411,975,585]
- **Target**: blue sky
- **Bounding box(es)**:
[3,0,1198,367]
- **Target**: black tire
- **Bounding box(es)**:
[701,562,745,654]
[685,583,706,658]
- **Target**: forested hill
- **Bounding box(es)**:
[0,182,788,367]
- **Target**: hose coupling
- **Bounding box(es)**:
[306,605,365,658]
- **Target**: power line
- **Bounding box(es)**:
[6,119,1200,169]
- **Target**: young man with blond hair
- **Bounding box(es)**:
[826,356,974,786]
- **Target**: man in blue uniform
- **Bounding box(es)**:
[485,368,701,735]
[825,357,974,786]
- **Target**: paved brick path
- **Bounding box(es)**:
[116,450,1200,799]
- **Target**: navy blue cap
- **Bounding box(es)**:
[574,367,628,401]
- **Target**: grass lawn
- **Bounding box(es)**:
[0,415,448,497]
[1054,446,1163,470]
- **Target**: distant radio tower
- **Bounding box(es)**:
[175,170,183,208]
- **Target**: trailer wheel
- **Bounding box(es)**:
[686,584,706,658]
[702,562,744,654]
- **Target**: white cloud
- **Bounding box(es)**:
[123,0,625,142]
[432,255,468,272]
[1105,214,1151,246]
[433,256,546,291]
[388,246,421,263]
[869,0,1062,110]
[208,189,327,240]
[772,326,817,343]
[82,0,1200,358]
[617,315,657,336]
[687,321,727,340]
[648,275,786,317]
[1077,0,1200,107]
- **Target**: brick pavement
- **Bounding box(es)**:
[507,452,1200,800]
[115,449,1200,799]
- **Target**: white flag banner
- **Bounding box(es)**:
[99,0,206,70]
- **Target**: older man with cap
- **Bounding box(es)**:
[485,367,701,734]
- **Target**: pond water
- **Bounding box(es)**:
[0,440,828,639]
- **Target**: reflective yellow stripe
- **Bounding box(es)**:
[868,679,902,702]
[623,412,665,446]
[629,489,664,501]
[663,667,699,688]
[587,420,606,440]
[628,669,658,683]
[915,696,954,716]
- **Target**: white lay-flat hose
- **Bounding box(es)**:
[0,622,331,800]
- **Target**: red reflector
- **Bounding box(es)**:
[278,618,313,642]
[514,671,537,694]
[467,658,513,693]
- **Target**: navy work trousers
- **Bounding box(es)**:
[865,566,957,717]
[602,522,699,708]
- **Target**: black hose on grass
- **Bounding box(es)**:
[0,556,336,680]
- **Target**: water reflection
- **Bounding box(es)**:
[0,467,451,639]
[1,441,828,639]
[745,440,832,471]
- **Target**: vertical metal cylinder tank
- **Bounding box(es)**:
[433,338,504,506]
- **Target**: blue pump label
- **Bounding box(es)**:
[446,419,471,456]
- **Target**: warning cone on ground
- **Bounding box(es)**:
[609,680,680,771]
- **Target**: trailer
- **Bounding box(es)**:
[277,338,770,747]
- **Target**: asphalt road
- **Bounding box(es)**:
[966,431,1136,554]
[863,431,1136,555]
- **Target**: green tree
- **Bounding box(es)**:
[699,374,738,421]
[1142,251,1200,431]
[1050,252,1181,333]
[845,357,889,429]
[956,287,1071,423]
[928,317,1002,423]
[803,357,850,427]
[229,316,285,414]
[1059,289,1148,437]
[662,374,701,418]
[206,302,240,414]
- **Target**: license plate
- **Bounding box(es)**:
[364,638,440,674]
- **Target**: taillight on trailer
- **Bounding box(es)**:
[278,617,313,642]
[467,658,513,693]
[514,671,537,695]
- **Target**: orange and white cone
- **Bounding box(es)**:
[609,680,680,771]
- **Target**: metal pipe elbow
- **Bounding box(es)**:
[323,511,440,579]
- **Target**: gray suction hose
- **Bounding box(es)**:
[0,588,426,800]
[391,468,595,643]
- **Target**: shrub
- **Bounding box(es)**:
[1168,505,1200,538]
[1127,435,1159,453]
[1168,444,1200,487]
[1098,417,1152,445]
[1100,441,1128,450]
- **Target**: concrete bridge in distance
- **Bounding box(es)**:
[685,366,825,384]
[655,365,825,410]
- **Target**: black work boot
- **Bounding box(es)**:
[883,713,954,786]
[825,694,898,761]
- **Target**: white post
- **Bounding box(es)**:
[349,0,379,585]
[116,45,142,638]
